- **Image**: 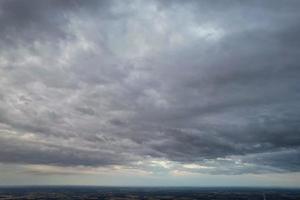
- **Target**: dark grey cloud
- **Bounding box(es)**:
[0,135,130,166]
[0,0,299,175]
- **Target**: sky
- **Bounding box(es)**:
[0,0,300,187]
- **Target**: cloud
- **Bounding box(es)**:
[0,0,299,175]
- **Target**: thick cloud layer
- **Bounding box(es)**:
[0,0,300,175]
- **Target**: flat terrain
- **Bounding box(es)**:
[0,187,299,200]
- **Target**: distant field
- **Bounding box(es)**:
[0,186,300,200]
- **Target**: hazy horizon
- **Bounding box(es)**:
[0,0,300,187]
[1,185,300,189]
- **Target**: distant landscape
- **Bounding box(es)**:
[0,187,300,200]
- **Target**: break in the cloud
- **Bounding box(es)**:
[0,0,300,180]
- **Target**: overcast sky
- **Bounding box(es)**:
[0,0,300,187]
